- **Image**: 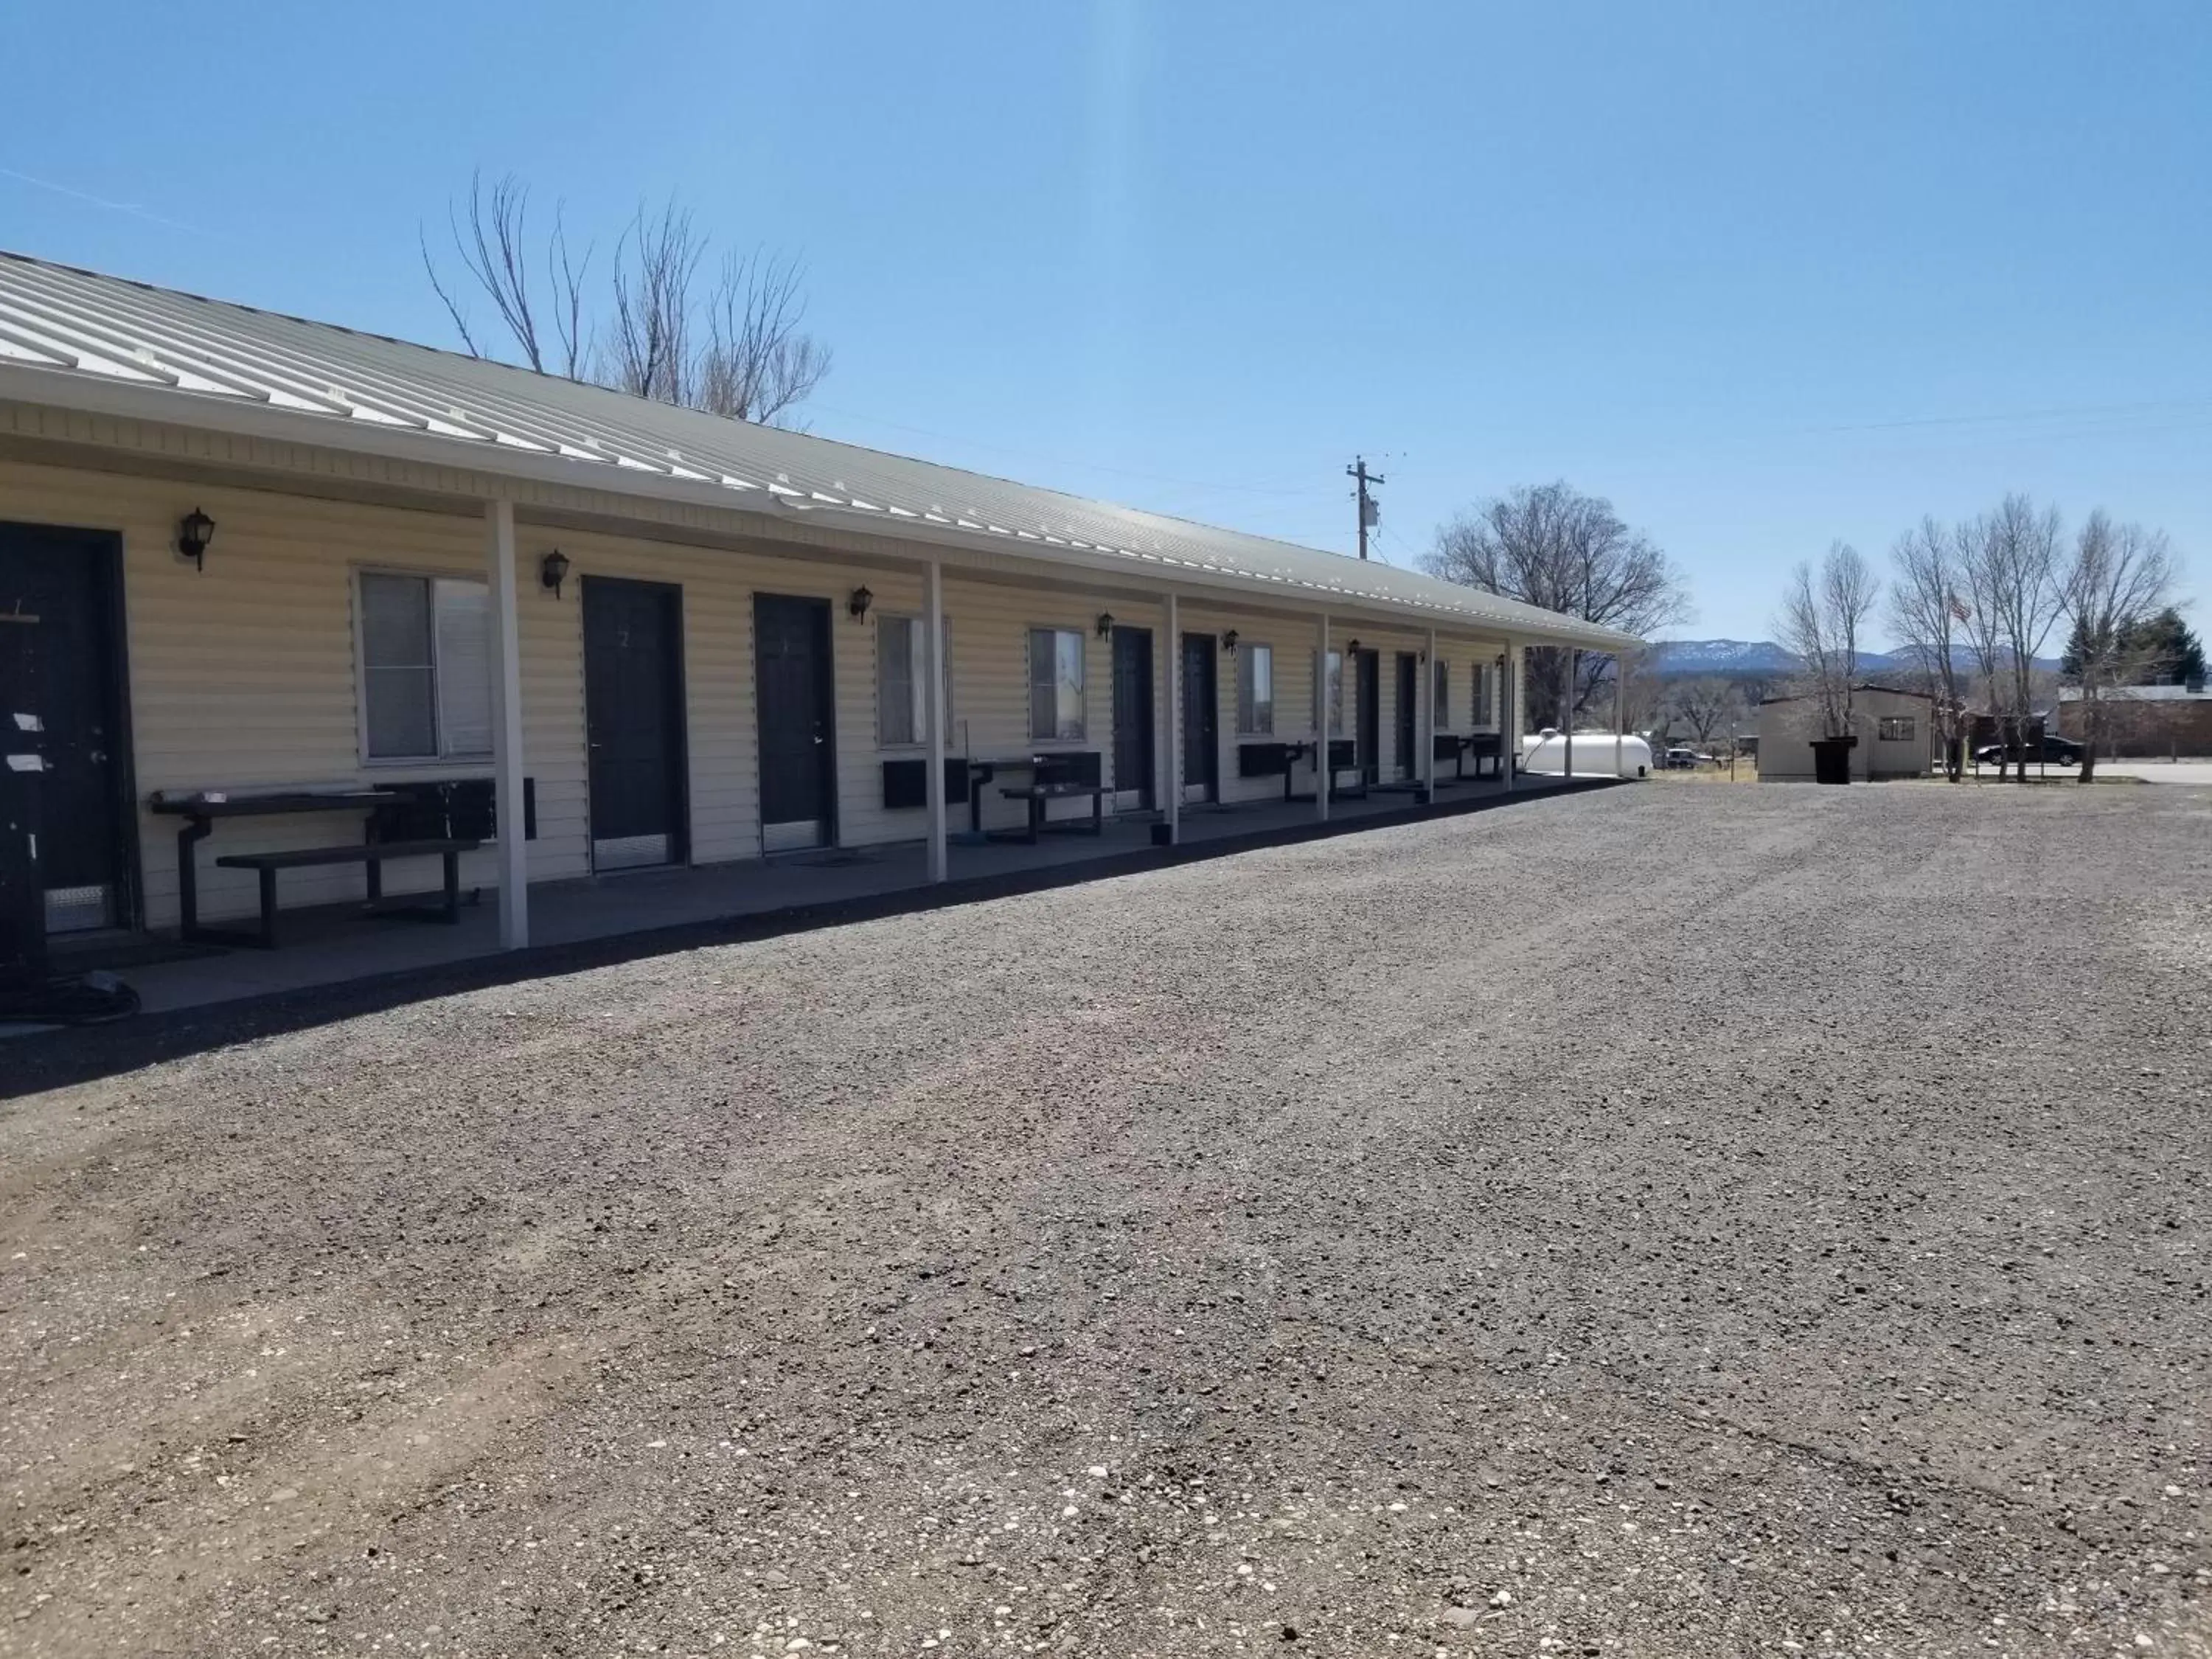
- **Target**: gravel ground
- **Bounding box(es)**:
[4,783,2210,1659]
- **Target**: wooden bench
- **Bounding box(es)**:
[994,781,1107,844]
[213,837,480,949]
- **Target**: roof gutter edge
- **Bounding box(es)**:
[0,365,1644,650]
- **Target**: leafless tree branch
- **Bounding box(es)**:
[2056,510,2177,780]
[420,171,830,420]
[1775,541,1879,739]
[1426,481,1689,730]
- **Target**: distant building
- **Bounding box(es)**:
[1756,685,1935,782]
[2053,684,2212,757]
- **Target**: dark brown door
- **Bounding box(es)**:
[1111,626,1154,810]
[1180,633,1218,803]
[0,523,133,936]
[1355,649,1380,784]
[583,577,688,870]
[754,594,837,851]
[1396,653,1419,777]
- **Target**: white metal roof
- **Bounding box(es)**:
[0,250,1637,648]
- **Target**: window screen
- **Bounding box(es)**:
[358,571,493,760]
[879,616,953,747]
[1237,644,1274,735]
[1028,627,1085,741]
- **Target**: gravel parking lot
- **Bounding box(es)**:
[4,783,2209,1658]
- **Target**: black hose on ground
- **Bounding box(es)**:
[0,972,142,1026]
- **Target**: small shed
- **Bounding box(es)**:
[1756,686,1935,782]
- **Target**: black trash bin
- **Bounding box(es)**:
[1810,735,1855,785]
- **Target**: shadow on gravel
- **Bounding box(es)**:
[1,779,1619,1100]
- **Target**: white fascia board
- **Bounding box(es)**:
[0,362,1640,651]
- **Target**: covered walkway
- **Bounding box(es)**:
[60,773,1590,1018]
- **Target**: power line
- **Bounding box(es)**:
[1788,396,2212,436]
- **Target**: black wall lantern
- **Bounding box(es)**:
[175,507,215,572]
[848,585,874,622]
[540,548,571,599]
[1095,611,1115,639]
[1346,638,1362,655]
[1220,629,1239,654]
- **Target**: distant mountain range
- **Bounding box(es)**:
[1642,639,2059,677]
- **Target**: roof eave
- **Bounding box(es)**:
[0,362,1641,650]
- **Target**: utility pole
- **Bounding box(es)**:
[1347,456,1384,560]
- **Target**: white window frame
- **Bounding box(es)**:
[1877,714,1916,742]
[352,566,496,767]
[1472,662,1493,728]
[877,613,954,750]
[1236,642,1275,736]
[1027,625,1088,743]
[1319,649,1343,737]
[1432,658,1452,731]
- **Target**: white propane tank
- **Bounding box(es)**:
[1519,728,1652,779]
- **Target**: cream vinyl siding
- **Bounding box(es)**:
[0,457,520,928]
[1173,605,1305,804]
[0,458,927,925]
[933,580,1108,832]
[1,449,1543,935]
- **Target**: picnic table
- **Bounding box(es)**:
[149,788,477,947]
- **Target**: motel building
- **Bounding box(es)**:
[0,251,1638,1009]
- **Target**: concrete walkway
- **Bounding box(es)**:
[2093,758,2212,785]
[58,772,1579,1018]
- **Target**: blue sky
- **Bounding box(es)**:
[6,1,2206,641]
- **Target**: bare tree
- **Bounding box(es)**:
[1775,541,1879,741]
[698,251,834,422]
[2056,511,2177,782]
[422,173,830,426]
[1958,495,2064,781]
[422,170,588,377]
[1426,481,1689,730]
[1665,676,1741,749]
[1987,493,2066,770]
[1954,513,2011,775]
[1888,516,1968,779]
[603,201,703,405]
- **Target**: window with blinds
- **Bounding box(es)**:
[1317,650,1343,736]
[1236,643,1274,735]
[358,571,493,761]
[1028,627,1086,741]
[1432,659,1450,730]
[877,615,953,747]
[1471,663,1493,728]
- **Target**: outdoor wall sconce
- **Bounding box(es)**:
[1095,611,1114,639]
[175,507,215,572]
[540,548,571,599]
[1346,638,1362,655]
[847,585,874,621]
[1220,629,1239,654]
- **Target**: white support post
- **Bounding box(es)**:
[925,557,948,883]
[1502,642,1518,793]
[1163,591,1180,844]
[1316,611,1331,822]
[1423,627,1438,801]
[1564,648,1578,779]
[484,498,528,950]
[1615,650,1627,778]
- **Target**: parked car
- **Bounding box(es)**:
[1662,747,1700,770]
[1973,734,2084,767]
